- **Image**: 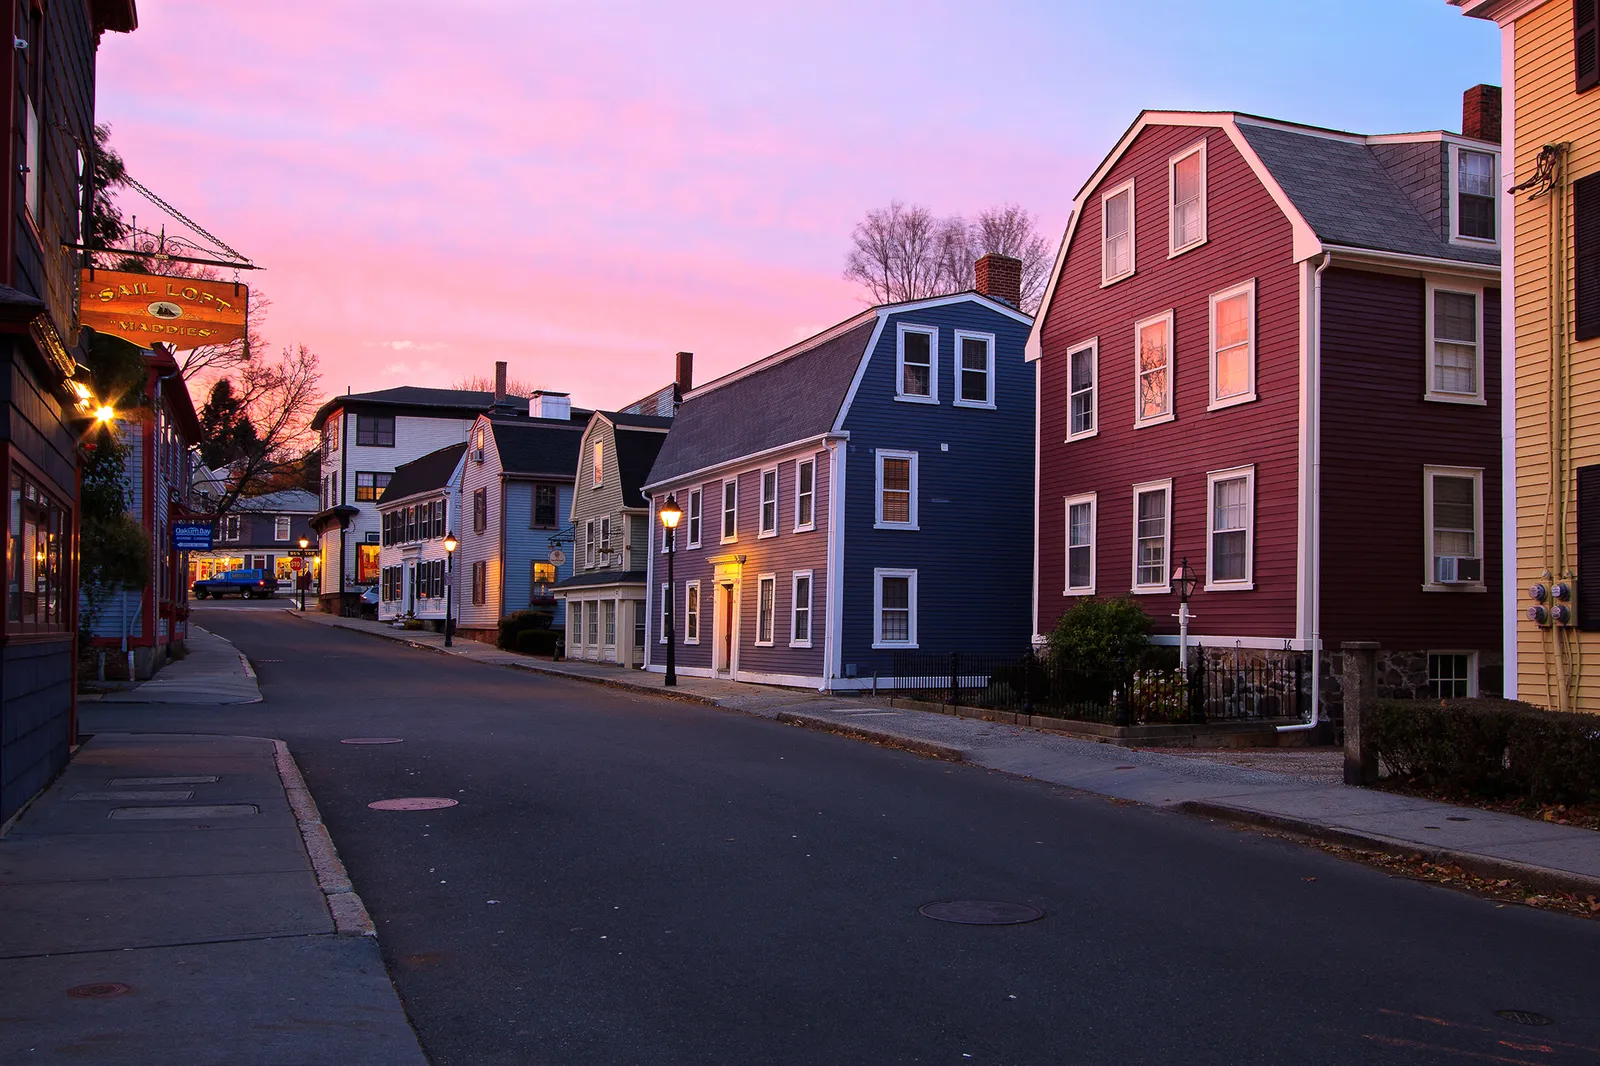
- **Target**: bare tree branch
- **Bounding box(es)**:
[196,344,321,518]
[451,374,537,398]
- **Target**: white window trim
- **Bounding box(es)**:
[1131,478,1174,595]
[1204,465,1255,592]
[754,572,777,647]
[1423,465,1487,592]
[789,569,814,648]
[721,479,738,544]
[1447,143,1501,248]
[1064,492,1097,596]
[687,488,703,549]
[585,519,595,568]
[1208,279,1258,411]
[872,568,918,649]
[684,580,701,645]
[758,465,779,539]
[952,329,997,409]
[274,516,291,542]
[1066,338,1099,442]
[593,440,604,487]
[874,449,919,530]
[1133,310,1175,428]
[1100,179,1136,287]
[659,584,669,642]
[793,458,816,533]
[1424,281,1487,406]
[895,323,939,404]
[1168,139,1208,257]
[1427,650,1480,697]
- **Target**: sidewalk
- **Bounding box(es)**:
[296,608,1600,898]
[0,732,425,1065]
[94,625,262,705]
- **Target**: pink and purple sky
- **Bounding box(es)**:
[97,1,1497,411]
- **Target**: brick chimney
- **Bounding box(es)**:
[493,360,507,404]
[1463,84,1501,144]
[675,351,693,396]
[975,253,1022,309]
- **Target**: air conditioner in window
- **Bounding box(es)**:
[1434,556,1482,584]
[471,448,484,463]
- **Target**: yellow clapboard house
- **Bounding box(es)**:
[1456,0,1600,711]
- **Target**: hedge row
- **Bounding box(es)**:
[1370,698,1600,805]
[497,609,553,652]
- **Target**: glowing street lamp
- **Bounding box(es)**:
[443,532,458,647]
[657,495,682,687]
[1172,557,1201,669]
[94,404,115,424]
[298,536,310,611]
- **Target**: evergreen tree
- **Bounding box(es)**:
[197,377,261,469]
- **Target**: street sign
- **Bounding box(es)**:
[172,521,213,551]
[547,548,566,566]
[287,548,317,558]
[290,558,306,573]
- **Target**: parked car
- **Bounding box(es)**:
[359,584,379,619]
[192,568,280,599]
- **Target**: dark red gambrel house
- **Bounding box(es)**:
[1029,89,1505,718]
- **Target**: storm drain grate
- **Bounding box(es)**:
[1495,1009,1553,1026]
[919,901,1044,925]
[68,983,131,998]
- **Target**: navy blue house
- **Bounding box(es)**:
[643,257,1035,690]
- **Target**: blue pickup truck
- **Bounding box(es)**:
[192,568,280,600]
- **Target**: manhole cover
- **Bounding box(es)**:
[368,797,458,811]
[341,738,405,745]
[1496,1009,1553,1026]
[67,983,131,998]
[918,901,1044,925]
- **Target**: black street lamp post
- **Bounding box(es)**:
[297,536,310,612]
[443,532,458,647]
[658,495,682,687]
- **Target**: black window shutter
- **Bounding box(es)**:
[1580,0,1600,93]
[1577,174,1600,340]
[1580,465,1600,630]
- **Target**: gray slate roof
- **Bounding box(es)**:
[607,415,672,508]
[552,570,647,591]
[1235,122,1499,268]
[234,488,319,513]
[378,443,465,505]
[490,418,584,477]
[646,318,876,487]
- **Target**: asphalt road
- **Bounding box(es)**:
[84,606,1600,1066]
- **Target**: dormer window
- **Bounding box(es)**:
[1454,148,1496,242]
[1101,180,1135,285]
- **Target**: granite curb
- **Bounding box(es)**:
[271,739,375,936]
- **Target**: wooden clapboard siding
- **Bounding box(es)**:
[1510,0,1600,708]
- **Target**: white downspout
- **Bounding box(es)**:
[1281,252,1332,732]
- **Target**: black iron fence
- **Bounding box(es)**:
[887,648,1306,726]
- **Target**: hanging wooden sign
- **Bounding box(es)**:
[79,269,248,350]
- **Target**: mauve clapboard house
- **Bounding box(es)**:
[1030,91,1505,718]
[642,258,1034,690]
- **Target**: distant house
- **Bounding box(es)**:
[554,411,673,666]
[308,361,588,613]
[455,398,585,640]
[642,258,1034,689]
[1028,99,1503,713]
[188,488,319,590]
[377,443,465,625]
[86,347,202,678]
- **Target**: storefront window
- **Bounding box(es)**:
[358,543,380,583]
[9,469,69,633]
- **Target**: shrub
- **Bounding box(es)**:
[1047,597,1151,673]
[516,628,559,656]
[497,609,552,651]
[1369,697,1600,805]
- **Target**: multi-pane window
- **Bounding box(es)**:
[274,516,291,541]
[433,500,445,537]
[1456,149,1496,241]
[1426,468,1483,585]
[794,460,815,531]
[1102,181,1134,284]
[1065,494,1095,594]
[876,451,917,528]
[356,415,395,447]
[898,325,936,400]
[659,584,670,642]
[634,602,646,650]
[1210,282,1256,407]
[722,480,738,542]
[531,562,555,602]
[533,484,558,527]
[756,574,776,645]
[570,604,583,650]
[589,598,601,645]
[472,560,487,605]
[1133,482,1171,592]
[604,601,616,646]
[1169,142,1206,253]
[759,468,778,536]
[600,517,612,562]
[955,332,995,408]
[1068,342,1097,439]
[1207,468,1254,589]
[221,515,241,542]
[584,520,596,568]
[1429,287,1481,401]
[472,489,487,534]
[355,472,390,502]
[685,582,700,643]
[874,569,916,647]
[8,470,68,633]
[1428,653,1474,699]
[1135,312,1172,425]
[687,488,702,547]
[791,571,813,646]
